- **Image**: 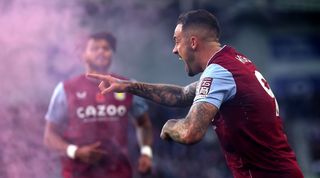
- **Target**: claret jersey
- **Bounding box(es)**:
[194,46,303,178]
[45,74,148,178]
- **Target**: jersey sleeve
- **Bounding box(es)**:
[193,64,237,109]
[45,82,68,124]
[129,95,149,118]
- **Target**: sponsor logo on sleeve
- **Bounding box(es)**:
[196,77,213,98]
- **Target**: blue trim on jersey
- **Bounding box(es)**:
[193,64,237,109]
[45,82,68,124]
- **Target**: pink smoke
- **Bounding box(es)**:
[0,0,174,177]
[0,1,87,177]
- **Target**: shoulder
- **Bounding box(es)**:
[52,82,65,96]
[202,64,233,79]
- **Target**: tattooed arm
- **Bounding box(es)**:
[87,73,197,107]
[127,82,197,107]
[160,102,218,144]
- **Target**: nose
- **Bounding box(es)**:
[98,47,104,52]
[97,47,105,54]
[172,45,178,54]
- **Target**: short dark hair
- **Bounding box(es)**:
[177,9,220,39]
[89,32,117,51]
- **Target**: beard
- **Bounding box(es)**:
[183,52,198,77]
[186,63,196,76]
[87,62,111,73]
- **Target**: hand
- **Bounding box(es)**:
[160,119,178,140]
[138,155,152,175]
[75,142,107,164]
[86,73,129,94]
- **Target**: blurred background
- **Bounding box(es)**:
[0,0,319,177]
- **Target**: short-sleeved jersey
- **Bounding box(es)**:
[45,81,148,125]
[45,74,148,178]
[194,46,303,178]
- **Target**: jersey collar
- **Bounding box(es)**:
[206,45,227,67]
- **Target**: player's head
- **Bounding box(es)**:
[83,32,116,73]
[172,9,220,76]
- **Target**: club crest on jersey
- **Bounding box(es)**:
[114,93,126,101]
[76,91,87,99]
[198,77,213,96]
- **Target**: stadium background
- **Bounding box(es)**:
[0,0,319,177]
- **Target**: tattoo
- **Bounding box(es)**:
[164,102,217,144]
[127,82,198,107]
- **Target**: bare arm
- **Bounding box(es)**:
[44,121,105,164]
[87,72,197,107]
[127,81,197,107]
[133,112,153,174]
[160,102,218,144]
[43,121,69,154]
[133,112,153,147]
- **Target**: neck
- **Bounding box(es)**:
[199,41,221,71]
[85,67,109,83]
[85,66,109,75]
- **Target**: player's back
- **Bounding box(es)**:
[208,46,303,178]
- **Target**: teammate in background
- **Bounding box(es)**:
[88,10,304,178]
[44,32,153,178]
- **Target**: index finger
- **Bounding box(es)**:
[86,73,107,81]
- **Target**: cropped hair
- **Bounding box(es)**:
[89,32,117,52]
[177,9,220,39]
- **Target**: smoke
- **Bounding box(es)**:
[0,0,88,177]
[0,0,179,177]
[0,0,88,106]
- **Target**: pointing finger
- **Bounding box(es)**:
[86,73,107,81]
[101,87,113,95]
[98,82,106,91]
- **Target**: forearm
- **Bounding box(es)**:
[126,81,195,107]
[136,123,153,147]
[135,113,153,146]
[161,102,216,144]
[44,130,69,153]
[43,122,71,155]
[87,73,196,106]
[161,118,196,144]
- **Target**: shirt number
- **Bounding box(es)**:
[254,70,279,116]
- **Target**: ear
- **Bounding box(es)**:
[190,36,198,50]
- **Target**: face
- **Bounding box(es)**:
[83,38,113,72]
[172,24,199,76]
